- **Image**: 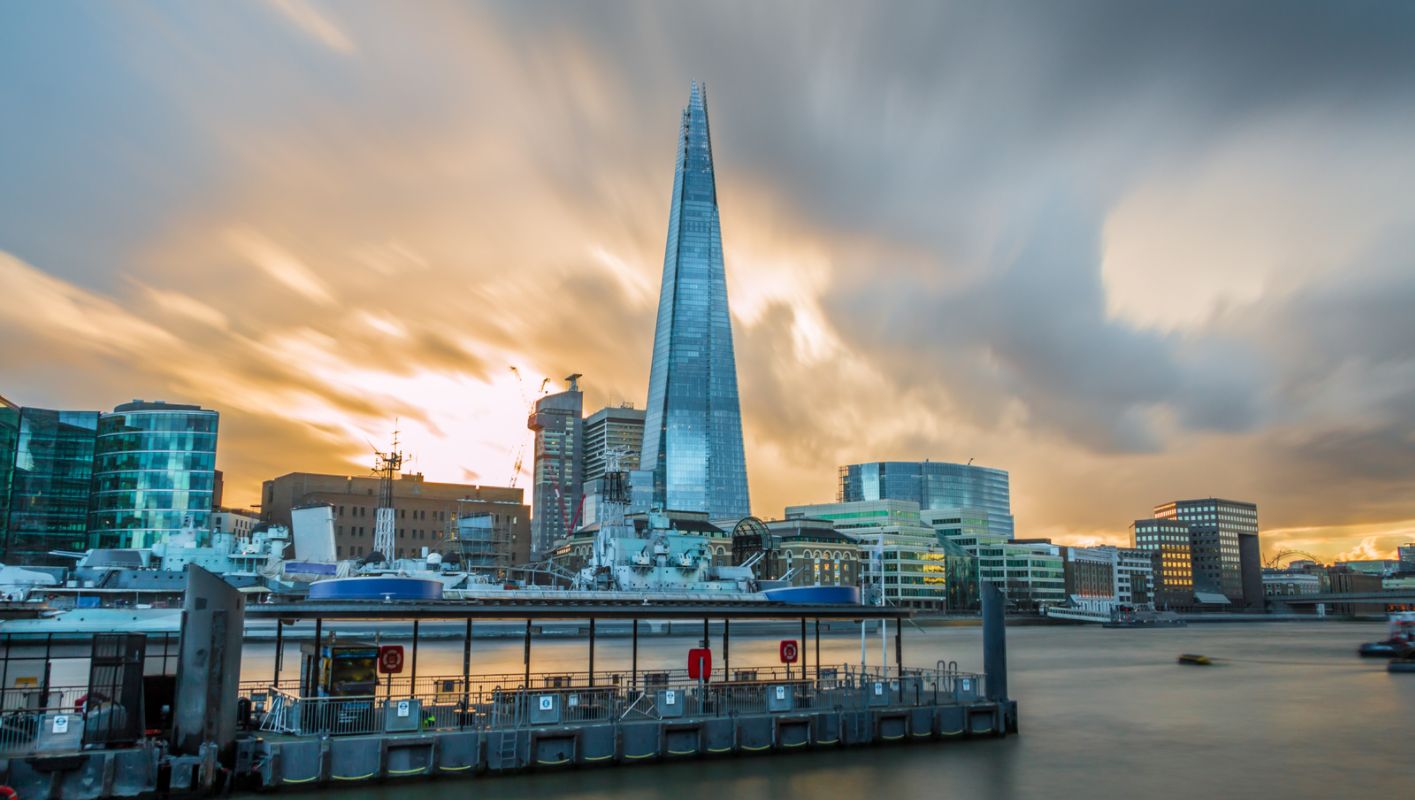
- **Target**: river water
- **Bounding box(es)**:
[245,621,1413,799]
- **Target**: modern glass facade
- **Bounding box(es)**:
[0,397,18,552]
[840,461,1014,538]
[528,379,583,558]
[2,407,99,564]
[89,401,218,550]
[637,82,751,520]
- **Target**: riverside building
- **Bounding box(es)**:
[1131,518,1195,609]
[261,471,530,565]
[0,400,100,565]
[634,82,752,520]
[840,461,1014,539]
[89,400,219,550]
[786,500,948,609]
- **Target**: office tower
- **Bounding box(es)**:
[636,82,751,520]
[840,461,1015,539]
[89,400,219,549]
[1131,518,1195,608]
[1,405,100,564]
[528,375,583,557]
[580,404,645,528]
[1154,498,1258,603]
[583,404,645,483]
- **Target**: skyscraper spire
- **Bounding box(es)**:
[635,82,751,519]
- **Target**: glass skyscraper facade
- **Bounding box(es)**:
[840,461,1014,538]
[636,82,751,520]
[0,396,18,551]
[90,400,218,549]
[1,406,99,564]
[528,377,583,558]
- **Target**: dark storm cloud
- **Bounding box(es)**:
[4,0,1415,552]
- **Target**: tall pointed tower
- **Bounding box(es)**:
[635,82,751,519]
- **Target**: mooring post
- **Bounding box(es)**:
[982,581,1008,702]
[588,618,596,687]
[523,619,532,688]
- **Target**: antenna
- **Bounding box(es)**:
[371,426,406,561]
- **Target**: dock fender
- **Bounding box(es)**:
[874,711,908,743]
[774,717,810,750]
[435,731,480,775]
[272,740,322,786]
[531,731,578,768]
[908,707,935,741]
[575,723,617,765]
[702,718,736,755]
[619,721,660,763]
[967,706,997,737]
[935,705,966,738]
[811,711,841,747]
[736,716,773,753]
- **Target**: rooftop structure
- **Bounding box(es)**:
[840,461,1014,539]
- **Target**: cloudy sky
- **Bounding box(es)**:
[3,1,1414,560]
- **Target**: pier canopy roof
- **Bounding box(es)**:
[244,598,913,622]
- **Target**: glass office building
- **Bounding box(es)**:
[0,397,18,550]
[840,461,1014,538]
[1,406,100,564]
[636,82,751,520]
[89,400,218,549]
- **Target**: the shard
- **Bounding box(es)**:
[635,82,751,520]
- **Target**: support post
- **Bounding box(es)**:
[982,582,1009,702]
[894,616,902,676]
[723,619,730,679]
[523,619,532,688]
[411,620,420,691]
[814,619,821,680]
[588,618,596,687]
[462,619,472,716]
[272,619,284,687]
[800,618,807,679]
[631,619,639,691]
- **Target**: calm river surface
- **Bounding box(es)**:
[244,621,1414,799]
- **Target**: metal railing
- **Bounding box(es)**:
[243,663,987,738]
[0,684,95,756]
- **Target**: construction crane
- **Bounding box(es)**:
[507,366,551,488]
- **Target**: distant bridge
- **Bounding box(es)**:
[1272,591,1415,606]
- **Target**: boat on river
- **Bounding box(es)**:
[1358,611,1415,657]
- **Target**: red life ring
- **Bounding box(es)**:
[0,784,19,800]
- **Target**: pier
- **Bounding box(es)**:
[0,570,1018,798]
